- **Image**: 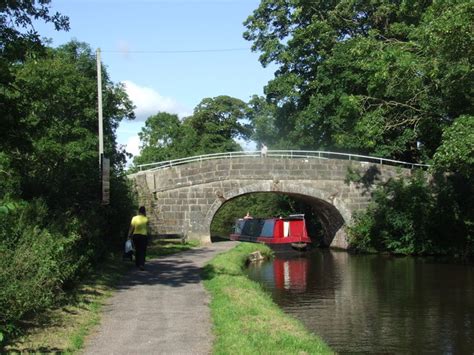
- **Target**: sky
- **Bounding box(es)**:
[35,0,276,160]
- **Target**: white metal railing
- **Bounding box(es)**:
[136,150,430,172]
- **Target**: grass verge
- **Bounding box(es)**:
[202,242,332,354]
[2,238,198,353]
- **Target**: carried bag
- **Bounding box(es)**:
[125,239,133,253]
[123,239,134,261]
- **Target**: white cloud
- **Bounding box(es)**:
[125,134,141,157]
[123,80,191,120]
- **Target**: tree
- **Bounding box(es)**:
[244,1,474,257]
[0,0,69,81]
[134,112,191,166]
[185,95,252,153]
[433,115,474,178]
[9,41,134,208]
[0,4,137,336]
[244,0,473,162]
[432,114,474,249]
[0,1,69,153]
[133,96,253,166]
[248,95,279,148]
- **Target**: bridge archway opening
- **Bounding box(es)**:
[209,191,344,247]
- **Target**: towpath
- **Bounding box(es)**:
[83,241,237,355]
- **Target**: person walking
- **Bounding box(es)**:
[128,206,149,271]
[261,144,268,158]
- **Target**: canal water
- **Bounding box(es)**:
[246,249,474,354]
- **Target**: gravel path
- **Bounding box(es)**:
[83,241,236,355]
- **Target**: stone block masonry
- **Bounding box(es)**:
[130,157,411,249]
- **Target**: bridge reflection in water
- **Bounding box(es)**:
[246,249,474,354]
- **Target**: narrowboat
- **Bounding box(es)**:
[229,214,312,251]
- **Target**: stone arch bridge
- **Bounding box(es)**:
[129,151,420,249]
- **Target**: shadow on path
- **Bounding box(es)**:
[83,241,237,355]
[117,247,223,289]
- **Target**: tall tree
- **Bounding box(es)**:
[8,40,134,209]
[244,0,473,162]
[1,1,69,155]
[433,115,474,179]
[134,112,190,165]
[185,95,252,153]
[133,96,252,166]
[248,95,279,148]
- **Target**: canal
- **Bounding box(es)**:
[246,248,474,354]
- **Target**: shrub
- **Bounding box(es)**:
[348,170,473,258]
[0,201,86,338]
[0,188,134,343]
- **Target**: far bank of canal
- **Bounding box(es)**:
[246,248,474,354]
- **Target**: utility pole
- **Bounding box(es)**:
[97,47,104,166]
[97,48,110,205]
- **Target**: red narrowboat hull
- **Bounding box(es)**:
[229,215,312,251]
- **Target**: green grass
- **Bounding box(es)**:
[2,239,199,353]
[202,242,333,354]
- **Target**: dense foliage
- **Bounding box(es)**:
[432,115,474,178]
[244,0,472,162]
[348,114,473,256]
[0,2,135,342]
[348,168,473,256]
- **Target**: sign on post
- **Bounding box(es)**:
[101,155,110,205]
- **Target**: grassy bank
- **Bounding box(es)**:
[203,242,332,354]
[2,239,198,353]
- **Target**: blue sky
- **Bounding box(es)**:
[35,0,276,158]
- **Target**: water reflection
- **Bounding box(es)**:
[246,249,474,354]
[273,257,308,292]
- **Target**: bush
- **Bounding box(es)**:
[0,185,134,342]
[0,201,84,338]
[0,228,81,327]
[348,170,473,257]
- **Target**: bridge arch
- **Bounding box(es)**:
[130,152,414,250]
[205,181,348,247]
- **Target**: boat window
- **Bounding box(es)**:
[241,219,265,238]
[260,219,275,237]
[234,219,245,234]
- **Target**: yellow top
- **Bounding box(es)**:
[131,215,148,235]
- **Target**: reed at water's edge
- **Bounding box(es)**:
[202,242,332,354]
